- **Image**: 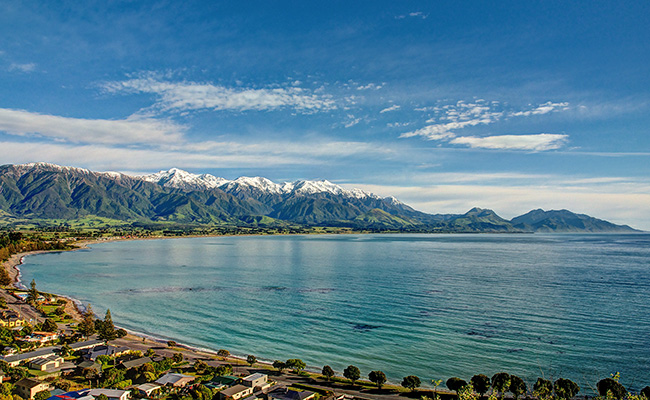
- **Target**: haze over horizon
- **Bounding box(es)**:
[1,1,649,229]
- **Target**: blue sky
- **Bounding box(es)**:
[1,1,650,229]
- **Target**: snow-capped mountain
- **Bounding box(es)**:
[140,167,388,202]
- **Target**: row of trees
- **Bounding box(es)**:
[77,304,127,341]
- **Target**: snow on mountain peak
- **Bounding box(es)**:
[141,168,227,190]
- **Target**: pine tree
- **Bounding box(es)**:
[98,309,117,342]
[78,304,96,337]
[26,279,39,304]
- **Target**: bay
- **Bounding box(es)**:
[20,233,650,391]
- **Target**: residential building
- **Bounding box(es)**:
[88,389,130,400]
[155,372,195,387]
[29,354,64,371]
[218,384,253,400]
[136,383,161,398]
[118,356,152,370]
[241,374,269,390]
[267,387,316,400]
[15,378,50,400]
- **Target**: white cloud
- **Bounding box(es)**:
[400,100,570,150]
[0,108,184,145]
[509,101,569,117]
[344,116,362,128]
[396,11,428,19]
[8,63,36,73]
[356,83,383,90]
[380,105,401,113]
[102,76,336,114]
[450,133,568,151]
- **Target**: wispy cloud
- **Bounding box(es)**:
[400,100,570,151]
[450,133,568,151]
[102,75,337,114]
[0,108,184,145]
[344,115,362,128]
[8,62,36,73]
[395,12,428,20]
[356,83,383,91]
[380,105,400,113]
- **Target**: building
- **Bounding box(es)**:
[88,389,130,400]
[29,354,64,371]
[81,345,129,361]
[136,383,161,398]
[20,332,60,345]
[118,356,152,370]
[267,388,316,400]
[0,310,27,328]
[154,373,195,387]
[205,375,239,390]
[241,374,269,390]
[15,378,50,400]
[218,384,253,400]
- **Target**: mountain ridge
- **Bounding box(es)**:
[0,163,641,233]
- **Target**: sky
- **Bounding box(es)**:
[1,1,650,229]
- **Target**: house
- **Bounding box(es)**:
[204,375,239,390]
[75,360,102,375]
[136,383,161,398]
[3,346,58,367]
[15,378,50,400]
[241,373,268,390]
[218,384,253,400]
[29,354,64,371]
[20,332,60,344]
[118,356,152,370]
[69,339,103,352]
[267,388,316,400]
[88,389,130,400]
[154,373,195,387]
[81,345,129,361]
[0,310,27,328]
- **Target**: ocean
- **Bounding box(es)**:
[19,233,650,391]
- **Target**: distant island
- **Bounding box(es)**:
[0,163,640,233]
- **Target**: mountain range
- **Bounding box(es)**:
[0,162,640,233]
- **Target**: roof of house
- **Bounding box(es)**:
[242,373,267,382]
[220,385,251,397]
[88,389,128,399]
[30,355,62,366]
[3,347,58,363]
[15,378,47,389]
[155,373,194,386]
[211,375,239,385]
[69,339,103,350]
[46,389,92,400]
[136,383,161,392]
[268,388,315,400]
[119,356,152,370]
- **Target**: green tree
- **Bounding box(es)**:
[471,374,491,397]
[343,365,360,385]
[194,360,208,373]
[145,348,155,357]
[33,391,51,400]
[217,349,229,356]
[98,309,116,342]
[285,359,306,373]
[116,328,127,338]
[167,341,177,347]
[273,360,286,373]
[369,370,387,389]
[401,375,421,392]
[491,373,511,399]
[172,353,183,363]
[97,394,108,400]
[78,304,96,337]
[26,279,39,304]
[641,387,650,399]
[0,267,11,287]
[533,378,553,400]
[554,378,579,400]
[447,378,468,397]
[246,355,257,367]
[597,378,626,400]
[42,318,57,332]
[321,365,334,381]
[214,364,232,376]
[509,375,527,400]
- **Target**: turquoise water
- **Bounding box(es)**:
[20,234,650,391]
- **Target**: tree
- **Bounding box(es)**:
[641,387,650,399]
[194,360,208,373]
[217,349,229,358]
[214,364,233,376]
[26,279,39,304]
[273,360,286,373]
[145,348,155,357]
[246,355,257,367]
[42,318,57,332]
[167,341,177,347]
[172,353,183,363]
[116,329,127,338]
[597,378,627,400]
[401,375,421,392]
[33,391,51,400]
[0,298,6,309]
[471,374,491,397]
[343,365,360,385]
[554,378,579,400]
[285,359,306,373]
[533,378,553,400]
[98,309,116,342]
[509,375,527,400]
[0,267,11,287]
[369,370,387,389]
[321,365,334,381]
[491,373,511,399]
[447,377,468,396]
[97,394,108,400]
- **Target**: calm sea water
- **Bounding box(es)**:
[20,234,650,391]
